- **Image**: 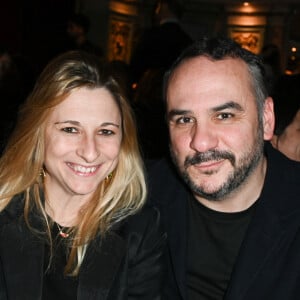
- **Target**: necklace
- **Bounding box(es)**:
[56,223,70,238]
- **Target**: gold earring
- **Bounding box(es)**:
[104,172,113,185]
[40,168,46,179]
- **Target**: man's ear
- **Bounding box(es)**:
[270,134,279,149]
[263,97,275,141]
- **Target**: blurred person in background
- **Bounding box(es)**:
[130,0,193,87]
[260,43,282,94]
[0,44,35,154]
[271,73,300,161]
[67,13,104,59]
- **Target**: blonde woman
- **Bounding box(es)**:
[0,50,166,299]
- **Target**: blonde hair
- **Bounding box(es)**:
[0,51,146,275]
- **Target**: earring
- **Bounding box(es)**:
[104,172,113,185]
[40,168,46,179]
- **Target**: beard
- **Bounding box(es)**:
[170,127,265,201]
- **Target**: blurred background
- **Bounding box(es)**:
[1,0,300,75]
[1,0,300,159]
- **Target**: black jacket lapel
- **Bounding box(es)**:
[78,231,126,300]
[0,220,45,299]
[225,145,300,299]
[224,202,284,300]
[165,186,188,300]
[147,157,190,300]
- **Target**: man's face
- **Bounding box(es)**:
[166,56,274,203]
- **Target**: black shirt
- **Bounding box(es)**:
[42,224,78,299]
[187,196,256,300]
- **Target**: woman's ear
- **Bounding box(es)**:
[263,97,275,141]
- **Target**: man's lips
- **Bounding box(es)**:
[192,159,225,169]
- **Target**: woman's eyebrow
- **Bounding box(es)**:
[54,121,120,128]
[55,120,80,125]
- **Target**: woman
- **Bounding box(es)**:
[0,51,166,299]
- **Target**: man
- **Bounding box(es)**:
[66,13,103,58]
[271,73,300,162]
[147,36,300,299]
[130,0,193,85]
[130,0,192,159]
[272,108,300,161]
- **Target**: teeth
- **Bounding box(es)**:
[71,165,97,173]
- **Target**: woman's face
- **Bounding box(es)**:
[44,87,122,199]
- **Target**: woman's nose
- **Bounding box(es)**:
[76,134,100,162]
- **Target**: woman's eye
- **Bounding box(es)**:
[100,129,114,135]
[61,127,78,133]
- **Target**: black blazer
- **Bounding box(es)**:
[0,197,166,300]
[146,143,300,300]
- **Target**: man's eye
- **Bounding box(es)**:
[176,116,193,124]
[217,113,233,120]
[62,127,78,133]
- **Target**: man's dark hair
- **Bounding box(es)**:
[163,36,269,118]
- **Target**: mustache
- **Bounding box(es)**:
[184,150,235,168]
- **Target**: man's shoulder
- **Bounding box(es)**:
[262,143,300,213]
[145,157,179,183]
[145,157,190,207]
[265,142,300,184]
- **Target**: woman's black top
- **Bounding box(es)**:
[42,224,78,300]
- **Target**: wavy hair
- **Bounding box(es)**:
[0,50,146,274]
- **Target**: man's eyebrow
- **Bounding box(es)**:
[167,101,244,119]
[168,109,191,120]
[211,101,244,112]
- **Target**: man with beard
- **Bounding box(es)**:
[146,36,300,300]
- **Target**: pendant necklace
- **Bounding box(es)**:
[56,223,70,238]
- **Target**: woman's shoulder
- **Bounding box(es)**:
[0,194,25,224]
[124,204,161,230]
[113,203,166,264]
[115,203,164,240]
